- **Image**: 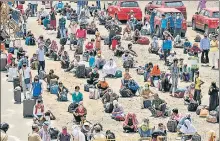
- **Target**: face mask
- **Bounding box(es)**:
[62,129,67,135]
[45,116,50,121]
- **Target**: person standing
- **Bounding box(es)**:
[200,33,210,65]
[168,13,175,36]
[170,59,179,95]
[162,36,172,65]
[32,76,43,100]
[76,25,87,49]
[77,0,83,15]
[28,124,41,141]
[197,0,206,12]
[188,52,199,82]
[194,71,204,105]
[36,44,45,74]
[96,0,101,9]
[208,82,219,111]
[149,9,156,36]
[160,14,168,39]
[174,13,182,37]
[19,62,32,99]
[39,122,51,141]
[29,1,38,17]
[210,35,219,69]
[59,15,67,38]
[49,8,57,31]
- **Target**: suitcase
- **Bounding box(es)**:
[23,99,35,117]
[199,108,208,117]
[84,84,90,92]
[188,101,198,112]
[115,70,122,78]
[143,100,151,108]
[76,64,85,78]
[13,77,20,89]
[82,53,89,62]
[59,93,68,101]
[191,133,201,141]
[14,86,21,103]
[50,85,59,94]
[8,67,18,82]
[167,120,177,132]
[206,115,217,123]
[104,38,109,45]
[196,105,204,115]
[89,88,99,99]
[75,46,83,54]
[137,37,150,45]
[1,53,7,71]
[68,103,78,113]
[85,67,92,78]
[39,70,46,80]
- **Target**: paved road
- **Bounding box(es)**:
[1,73,32,141]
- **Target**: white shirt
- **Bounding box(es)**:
[36,48,45,61]
[29,1,38,4]
[19,67,31,80]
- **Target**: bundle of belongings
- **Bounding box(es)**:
[173,35,183,48]
[120,79,139,97]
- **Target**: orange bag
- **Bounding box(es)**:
[199,108,209,117]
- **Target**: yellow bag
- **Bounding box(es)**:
[199,108,209,117]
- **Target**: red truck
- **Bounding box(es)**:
[192,8,219,34]
[144,8,187,37]
[144,0,187,20]
[107,0,142,21]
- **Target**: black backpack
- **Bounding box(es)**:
[106,130,116,141]
[49,127,60,139]
[105,103,114,113]
[60,38,67,46]
[119,87,132,97]
[68,103,78,113]
[188,101,199,112]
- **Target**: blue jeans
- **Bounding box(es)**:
[150,22,154,35]
[77,5,81,15]
[77,38,84,47]
[31,4,38,16]
[138,128,151,137]
[144,71,150,82]
[96,1,101,9]
[60,28,66,38]
[38,61,45,74]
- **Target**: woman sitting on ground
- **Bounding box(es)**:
[73,101,87,124]
[150,65,161,87]
[121,72,132,88]
[184,83,195,104]
[54,45,65,61]
[58,82,69,100]
[33,99,45,120]
[97,77,109,90]
[123,23,131,39]
[170,108,182,123]
[61,51,70,69]
[133,29,140,43]
[103,58,117,78]
[95,53,105,69]
[179,119,196,140]
[188,43,201,57]
[177,114,192,131]
[138,118,153,138]
[87,67,99,85]
[140,83,154,109]
[123,113,138,133]
[111,100,125,121]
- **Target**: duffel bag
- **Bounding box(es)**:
[137,37,150,45]
[119,87,132,97]
[167,120,177,132]
[206,115,217,123]
[188,101,198,112]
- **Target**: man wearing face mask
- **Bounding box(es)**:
[174,13,182,38]
[200,33,210,65]
[71,86,83,107]
[58,82,69,100]
[44,69,59,90]
[19,62,32,99]
[59,14,67,38]
[39,121,51,141]
[28,124,41,141]
[32,76,43,100]
[58,126,71,141]
[87,67,99,85]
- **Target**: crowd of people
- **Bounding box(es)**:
[0,0,219,141]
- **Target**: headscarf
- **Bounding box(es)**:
[150,65,161,76]
[180,119,196,134]
[123,113,138,131]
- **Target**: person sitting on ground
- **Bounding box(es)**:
[123,113,138,133]
[167,51,177,66]
[58,81,69,100]
[61,51,70,69]
[122,51,131,64]
[150,65,161,87]
[127,43,138,57]
[111,100,125,121]
[71,86,83,106]
[183,38,192,54]
[102,88,119,105]
[121,72,132,87]
[149,36,159,54]
[114,41,125,57]
[40,110,56,123]
[88,20,97,30]
[57,126,71,141]
[179,119,196,139]
[140,83,154,109]
[184,83,195,104]
[170,108,182,123]
[33,99,45,120]
[72,125,86,141]
[30,53,39,70]
[43,15,50,30]
[177,114,192,131]
[87,67,99,85]
[95,53,105,69]
[149,93,167,117]
[91,123,105,141]
[73,101,87,124]
[144,62,153,82]
[188,43,201,57]
[86,38,95,52]
[152,123,167,140]
[17,47,26,60]
[97,77,109,90]
[103,58,117,78]
[65,55,81,72]
[81,122,92,140]
[133,29,140,43]
[55,45,65,61]
[128,79,140,95]
[174,35,182,44]
[49,40,58,56]
[123,23,132,39]
[138,118,153,138]
[43,69,59,90]
[28,124,41,141]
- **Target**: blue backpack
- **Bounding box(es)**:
[59,93,68,101]
[50,85,59,94]
[128,80,139,91]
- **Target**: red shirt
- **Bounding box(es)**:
[76,29,86,38]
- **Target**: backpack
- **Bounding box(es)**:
[128,81,139,92]
[115,70,122,78]
[137,37,150,45]
[119,87,132,97]
[59,93,68,101]
[167,120,177,132]
[49,128,60,139]
[106,130,116,141]
[188,101,198,112]
[191,133,201,141]
[105,103,114,113]
[68,103,78,113]
[60,38,67,46]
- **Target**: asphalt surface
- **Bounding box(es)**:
[1,73,32,141]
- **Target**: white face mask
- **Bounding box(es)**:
[45,116,50,121]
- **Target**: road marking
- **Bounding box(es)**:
[8,135,21,141]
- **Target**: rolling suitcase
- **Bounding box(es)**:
[85,67,92,78]
[84,84,90,92]
[143,100,151,108]
[23,99,35,117]
[1,53,7,71]
[76,64,85,78]
[39,70,46,80]
[50,79,58,86]
[14,86,21,103]
[167,120,177,132]
[50,85,59,94]
[13,77,20,89]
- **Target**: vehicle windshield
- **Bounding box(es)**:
[165,1,184,7]
[120,1,139,7]
[212,12,219,18]
[165,12,184,19]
